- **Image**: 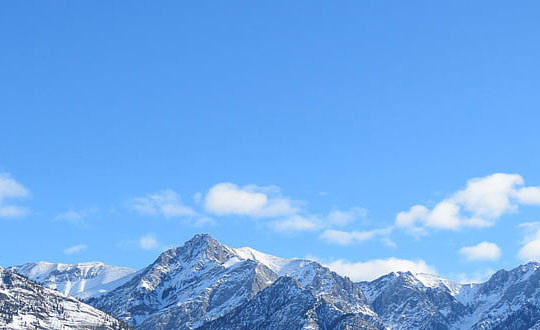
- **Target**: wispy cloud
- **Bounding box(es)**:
[139,234,159,250]
[271,215,323,232]
[130,189,197,218]
[319,227,393,246]
[54,208,97,226]
[64,244,87,255]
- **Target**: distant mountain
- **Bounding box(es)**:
[0,266,131,330]
[8,261,135,299]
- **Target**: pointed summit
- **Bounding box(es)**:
[155,233,235,266]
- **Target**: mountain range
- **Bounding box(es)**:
[4,233,540,329]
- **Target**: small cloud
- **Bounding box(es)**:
[459,242,501,261]
[64,244,87,255]
[271,215,322,232]
[452,268,495,284]
[319,227,393,246]
[518,223,540,261]
[204,183,299,217]
[139,234,159,250]
[327,207,367,227]
[325,257,436,282]
[0,173,30,218]
[54,208,97,226]
[130,189,196,218]
[193,216,215,227]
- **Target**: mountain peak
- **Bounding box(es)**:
[185,233,217,246]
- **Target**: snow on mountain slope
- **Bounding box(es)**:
[452,262,540,330]
[88,234,381,330]
[88,234,278,330]
[414,273,463,297]
[234,245,377,317]
[8,261,135,299]
[232,246,292,273]
[358,271,466,330]
[198,276,385,330]
[0,266,131,330]
[13,233,540,330]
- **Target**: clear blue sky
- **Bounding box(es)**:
[2,1,540,282]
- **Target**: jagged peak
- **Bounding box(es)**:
[153,234,236,267]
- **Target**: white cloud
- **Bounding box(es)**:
[319,227,392,245]
[54,208,97,226]
[64,244,87,255]
[518,223,540,261]
[130,189,196,218]
[459,242,501,261]
[271,215,322,232]
[327,207,367,227]
[396,173,540,231]
[325,258,436,282]
[514,187,540,205]
[205,183,298,217]
[0,173,30,218]
[139,234,159,250]
[453,268,495,284]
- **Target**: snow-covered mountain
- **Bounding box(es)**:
[0,266,131,330]
[198,276,384,330]
[8,261,135,299]
[87,234,382,330]
[87,234,279,329]
[359,263,540,330]
[9,234,540,330]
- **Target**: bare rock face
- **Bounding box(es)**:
[197,276,383,330]
[0,267,131,330]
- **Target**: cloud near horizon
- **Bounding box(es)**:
[324,257,436,282]
[459,242,501,261]
[517,222,540,261]
[396,173,540,232]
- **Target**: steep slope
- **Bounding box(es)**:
[88,234,278,330]
[358,271,467,330]
[197,276,383,330]
[89,234,382,330]
[454,262,540,330]
[359,263,540,330]
[8,261,135,299]
[235,246,379,319]
[0,266,131,330]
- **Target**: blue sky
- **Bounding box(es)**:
[2,1,540,282]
